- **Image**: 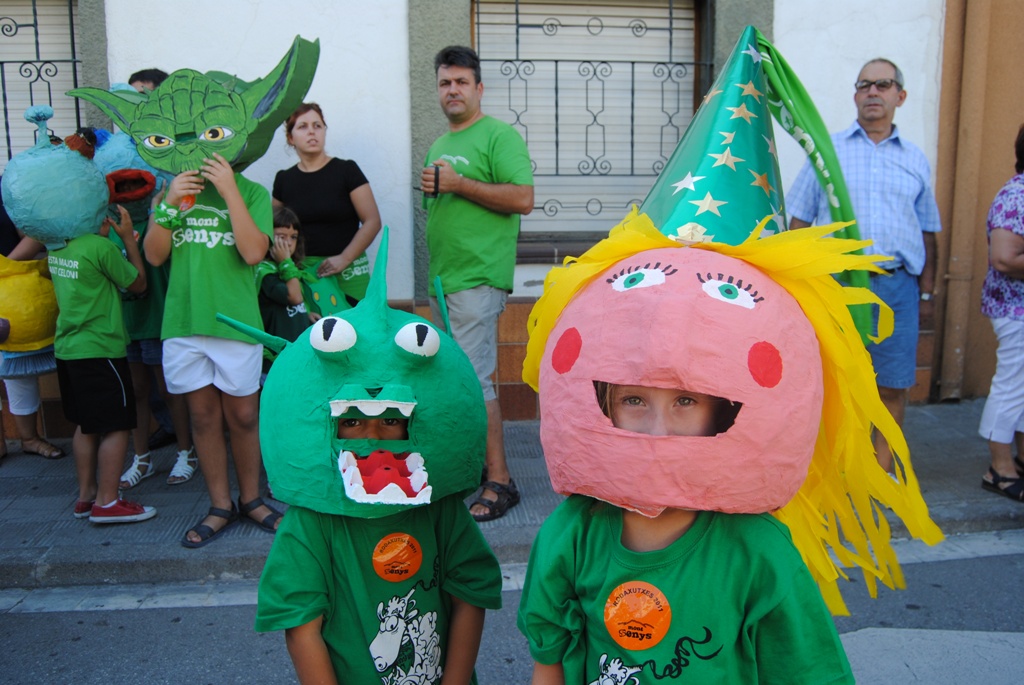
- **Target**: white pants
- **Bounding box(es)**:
[979,317,1024,444]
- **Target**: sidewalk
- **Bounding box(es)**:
[0,398,1020,589]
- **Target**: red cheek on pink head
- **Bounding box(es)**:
[748,341,783,388]
[551,327,583,375]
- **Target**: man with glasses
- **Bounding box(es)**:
[788,58,941,474]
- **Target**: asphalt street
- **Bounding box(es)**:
[2,530,1024,684]
[3,400,1024,682]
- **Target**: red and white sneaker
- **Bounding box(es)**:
[73,500,95,519]
[89,499,157,524]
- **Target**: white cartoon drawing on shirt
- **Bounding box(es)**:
[439,154,469,167]
[370,587,442,685]
[285,301,307,318]
[589,654,643,685]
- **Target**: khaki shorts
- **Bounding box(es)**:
[430,285,508,402]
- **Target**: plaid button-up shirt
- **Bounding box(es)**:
[787,122,941,275]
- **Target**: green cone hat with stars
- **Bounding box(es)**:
[640,25,869,333]
[641,26,785,244]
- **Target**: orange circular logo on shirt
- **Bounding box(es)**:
[372,532,423,582]
[604,581,672,650]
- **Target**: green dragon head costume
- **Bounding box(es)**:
[222,228,487,518]
[68,36,319,174]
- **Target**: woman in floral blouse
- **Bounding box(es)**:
[980,123,1024,502]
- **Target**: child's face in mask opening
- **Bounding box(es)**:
[337,417,409,441]
[606,384,721,438]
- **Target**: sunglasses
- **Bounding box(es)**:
[855,78,902,92]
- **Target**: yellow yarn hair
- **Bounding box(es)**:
[523,208,944,615]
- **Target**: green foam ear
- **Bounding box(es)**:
[433,277,453,337]
[236,36,320,171]
[361,225,390,316]
[215,313,288,353]
[65,88,143,131]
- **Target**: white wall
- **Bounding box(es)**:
[772,0,945,203]
[103,1,416,297]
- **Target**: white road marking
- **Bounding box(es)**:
[842,628,1024,683]
[2,530,1023,614]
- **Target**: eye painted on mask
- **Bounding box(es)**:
[199,126,233,142]
[607,262,679,292]
[310,316,357,353]
[394,322,440,357]
[142,134,173,149]
[696,272,763,309]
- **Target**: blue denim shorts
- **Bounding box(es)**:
[126,338,163,366]
[869,267,919,389]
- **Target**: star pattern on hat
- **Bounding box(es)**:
[671,172,705,195]
[702,88,723,104]
[768,201,786,234]
[709,147,744,170]
[736,81,764,101]
[689,192,727,216]
[727,102,757,124]
[749,170,775,197]
[640,27,785,245]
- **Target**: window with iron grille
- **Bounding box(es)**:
[1,0,81,172]
[474,0,711,235]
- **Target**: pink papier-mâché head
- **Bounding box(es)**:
[539,245,822,517]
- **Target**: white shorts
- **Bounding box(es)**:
[3,377,41,415]
[162,336,262,397]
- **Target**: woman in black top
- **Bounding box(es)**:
[273,103,382,313]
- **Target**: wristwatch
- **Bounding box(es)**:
[920,292,933,302]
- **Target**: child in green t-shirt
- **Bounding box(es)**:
[252,229,502,684]
[50,205,157,524]
[514,218,882,684]
[110,183,195,492]
[520,379,853,684]
[144,154,281,547]
[266,415,495,684]
[255,206,312,382]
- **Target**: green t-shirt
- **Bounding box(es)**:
[424,115,533,295]
[109,214,171,341]
[255,497,502,684]
[160,173,272,342]
[518,496,853,684]
[256,265,312,370]
[48,232,137,360]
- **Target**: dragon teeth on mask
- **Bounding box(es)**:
[329,399,415,418]
[409,457,428,492]
[338,450,432,505]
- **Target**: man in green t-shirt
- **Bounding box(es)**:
[421,45,534,522]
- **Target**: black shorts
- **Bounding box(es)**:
[56,357,137,435]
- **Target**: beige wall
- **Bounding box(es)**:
[409,0,473,298]
[936,0,1024,399]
